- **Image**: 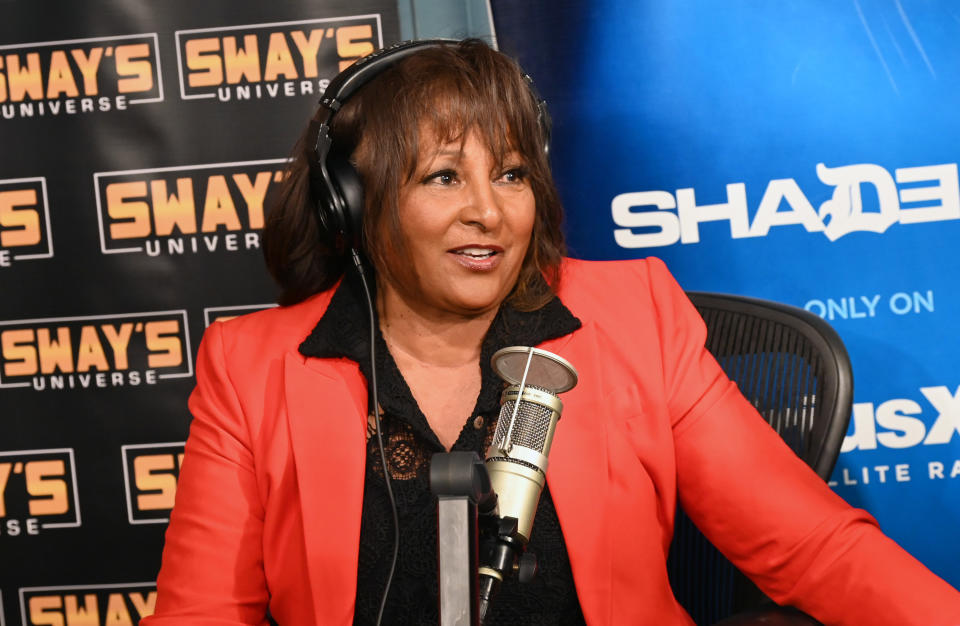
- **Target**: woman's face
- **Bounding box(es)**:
[384,127,536,319]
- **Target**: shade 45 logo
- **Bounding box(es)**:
[613,162,960,247]
[0,177,52,268]
[121,442,184,524]
[19,583,155,625]
[0,310,192,391]
[0,449,80,537]
[0,33,163,121]
[94,159,285,257]
[176,15,382,102]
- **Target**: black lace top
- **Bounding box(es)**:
[299,272,586,625]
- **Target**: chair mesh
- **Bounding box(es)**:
[698,307,822,461]
[666,293,852,625]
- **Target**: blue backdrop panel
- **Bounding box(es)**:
[494,0,960,585]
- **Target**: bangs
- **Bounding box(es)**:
[408,80,523,175]
[353,45,546,184]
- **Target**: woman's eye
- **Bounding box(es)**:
[500,167,529,184]
[424,170,457,185]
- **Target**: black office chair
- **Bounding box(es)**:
[667,292,854,626]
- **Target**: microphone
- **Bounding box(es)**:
[478,346,578,623]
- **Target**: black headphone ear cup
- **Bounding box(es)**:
[309,163,339,251]
[326,153,365,250]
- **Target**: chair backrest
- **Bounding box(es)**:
[667,292,854,625]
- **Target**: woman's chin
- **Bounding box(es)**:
[436,288,510,318]
[446,298,503,317]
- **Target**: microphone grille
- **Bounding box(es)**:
[492,389,554,454]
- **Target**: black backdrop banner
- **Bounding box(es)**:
[1,2,400,623]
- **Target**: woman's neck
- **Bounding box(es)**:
[377,283,497,368]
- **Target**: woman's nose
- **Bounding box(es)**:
[459,180,503,232]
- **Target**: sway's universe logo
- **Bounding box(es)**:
[0,310,192,391]
[0,449,80,536]
[19,583,155,625]
[121,442,184,525]
[0,34,163,120]
[94,159,286,257]
[0,177,52,268]
[203,304,276,327]
[175,15,381,102]
[612,162,960,247]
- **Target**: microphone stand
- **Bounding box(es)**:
[477,516,538,623]
[430,452,496,626]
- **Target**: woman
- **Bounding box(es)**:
[145,40,960,625]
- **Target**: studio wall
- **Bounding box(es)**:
[1,2,498,621]
[3,0,958,623]
[494,0,960,588]
[0,2,409,623]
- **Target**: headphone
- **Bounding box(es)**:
[307,38,552,255]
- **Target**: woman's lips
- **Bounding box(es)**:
[448,246,503,271]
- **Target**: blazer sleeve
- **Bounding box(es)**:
[644,258,960,626]
[143,320,270,626]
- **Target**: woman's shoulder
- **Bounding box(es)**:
[555,256,697,342]
[558,256,676,300]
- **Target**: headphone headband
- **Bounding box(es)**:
[311,39,460,178]
[321,39,460,116]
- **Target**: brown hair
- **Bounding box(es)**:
[263,39,566,310]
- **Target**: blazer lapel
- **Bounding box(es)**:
[284,351,368,625]
[542,325,612,626]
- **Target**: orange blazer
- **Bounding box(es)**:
[145,257,960,625]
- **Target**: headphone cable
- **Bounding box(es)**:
[351,248,400,626]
